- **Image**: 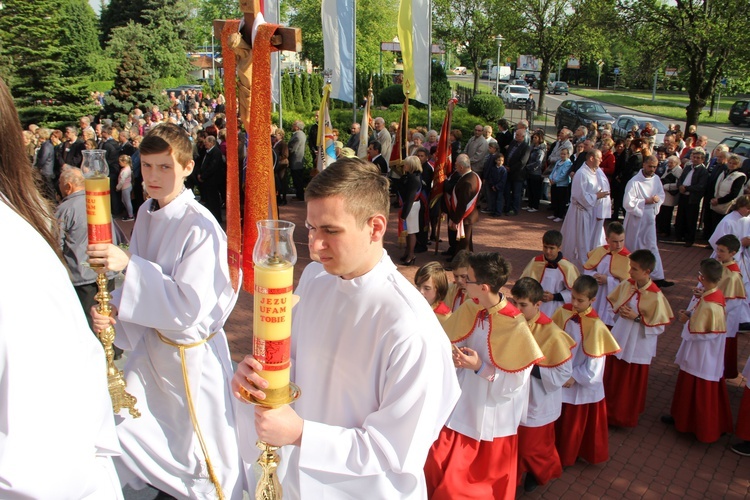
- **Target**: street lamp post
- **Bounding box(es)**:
[495,35,504,97]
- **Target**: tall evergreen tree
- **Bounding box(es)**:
[293,74,304,112]
[0,0,65,100]
[104,50,164,123]
[282,72,293,110]
[301,73,312,113]
[107,20,189,80]
[59,0,105,79]
[100,0,147,45]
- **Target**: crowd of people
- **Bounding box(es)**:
[6,69,750,499]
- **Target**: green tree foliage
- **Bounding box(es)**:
[301,73,312,113]
[59,0,104,79]
[100,0,147,45]
[0,0,65,100]
[104,50,165,124]
[512,0,611,113]
[293,74,304,111]
[468,94,505,122]
[107,21,189,81]
[195,0,241,49]
[620,0,750,128]
[282,72,294,109]
[431,62,452,109]
[434,0,519,94]
[380,85,406,107]
[310,73,322,109]
[288,0,397,72]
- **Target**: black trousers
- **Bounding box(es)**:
[551,185,570,219]
[527,175,544,209]
[656,205,675,235]
[291,169,305,199]
[674,194,700,244]
[203,182,223,224]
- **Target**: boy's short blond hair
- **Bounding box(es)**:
[140,123,194,169]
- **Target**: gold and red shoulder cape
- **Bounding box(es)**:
[444,298,544,372]
[607,279,674,327]
[521,255,579,290]
[528,312,577,367]
[688,288,727,334]
[583,245,631,282]
[719,261,747,300]
[551,304,620,358]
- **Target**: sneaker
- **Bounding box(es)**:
[731,441,750,456]
[122,216,134,221]
[480,209,493,214]
[506,210,518,216]
[527,208,538,213]
[547,215,556,220]
[553,217,563,222]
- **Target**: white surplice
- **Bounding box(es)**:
[561,319,606,405]
[538,267,572,319]
[738,215,750,302]
[0,200,122,499]
[561,165,608,269]
[623,170,666,279]
[449,315,532,440]
[522,360,573,427]
[238,252,460,499]
[583,253,621,326]
[111,190,244,499]
[610,294,665,365]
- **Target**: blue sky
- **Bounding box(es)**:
[89,0,100,15]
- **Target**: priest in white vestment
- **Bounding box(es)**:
[233,159,461,499]
[561,150,610,270]
[623,156,667,280]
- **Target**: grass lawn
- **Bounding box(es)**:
[574,89,732,125]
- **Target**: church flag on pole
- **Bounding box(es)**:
[317,83,337,172]
[357,86,373,159]
[321,0,355,102]
[430,98,457,208]
[397,0,430,104]
[389,92,409,168]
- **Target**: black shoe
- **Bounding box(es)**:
[414,245,428,253]
[441,250,455,257]
[654,279,675,288]
[731,441,750,456]
[685,242,694,248]
[400,256,416,266]
[739,323,750,332]
[661,415,675,425]
[523,473,539,493]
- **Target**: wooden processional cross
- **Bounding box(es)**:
[213,0,301,292]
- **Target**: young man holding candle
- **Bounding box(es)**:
[87,123,244,499]
[233,158,461,499]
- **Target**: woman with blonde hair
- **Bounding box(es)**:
[398,155,423,265]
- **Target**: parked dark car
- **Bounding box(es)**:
[547,81,569,95]
[524,73,537,86]
[554,99,615,130]
[729,100,750,126]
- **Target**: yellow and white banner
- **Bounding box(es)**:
[397,0,430,104]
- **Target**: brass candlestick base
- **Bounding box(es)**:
[241,383,301,500]
[95,272,141,418]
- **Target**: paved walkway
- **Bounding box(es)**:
[223,198,750,499]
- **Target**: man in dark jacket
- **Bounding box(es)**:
[674,147,709,247]
[504,128,530,215]
[199,136,225,223]
[289,120,308,200]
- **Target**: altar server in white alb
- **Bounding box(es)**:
[623,155,667,282]
[604,250,673,428]
[233,158,460,499]
[582,221,631,327]
[89,124,244,499]
[511,278,576,493]
[561,149,611,270]
[0,75,122,499]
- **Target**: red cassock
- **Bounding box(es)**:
[725,336,739,380]
[735,387,750,441]
[670,370,733,443]
[555,400,609,467]
[603,356,650,427]
[425,427,517,500]
[516,423,562,486]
